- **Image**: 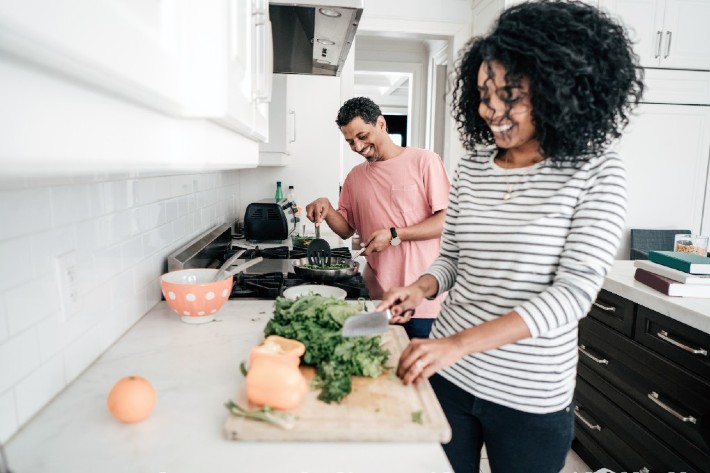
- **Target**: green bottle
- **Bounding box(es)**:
[275,181,283,201]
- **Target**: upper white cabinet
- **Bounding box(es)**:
[599,0,710,70]
[259,74,297,166]
[0,0,272,140]
[472,0,598,37]
[614,102,710,256]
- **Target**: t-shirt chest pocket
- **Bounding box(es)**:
[391,184,419,214]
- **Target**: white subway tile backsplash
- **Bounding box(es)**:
[0,328,40,393]
[0,389,18,444]
[0,238,33,292]
[15,355,65,426]
[120,235,144,271]
[35,313,63,362]
[93,244,122,285]
[5,275,60,336]
[63,323,103,382]
[0,188,52,240]
[0,169,240,442]
[137,202,166,233]
[30,225,77,278]
[0,294,8,343]
[51,184,92,226]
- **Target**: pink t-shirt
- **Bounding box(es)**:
[337,147,451,318]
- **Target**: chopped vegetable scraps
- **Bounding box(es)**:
[224,400,296,430]
[264,295,389,403]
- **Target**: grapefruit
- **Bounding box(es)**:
[107,375,156,423]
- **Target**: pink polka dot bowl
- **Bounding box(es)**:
[160,269,233,324]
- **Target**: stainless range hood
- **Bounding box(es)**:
[269,0,363,77]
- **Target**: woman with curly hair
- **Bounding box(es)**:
[377,1,644,471]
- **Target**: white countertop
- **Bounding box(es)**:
[604,260,710,334]
[5,300,453,473]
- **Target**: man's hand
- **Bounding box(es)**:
[361,228,394,254]
[305,198,333,225]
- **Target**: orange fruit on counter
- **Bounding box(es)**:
[107,375,157,423]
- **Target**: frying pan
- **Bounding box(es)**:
[291,257,360,283]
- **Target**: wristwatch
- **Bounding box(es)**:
[390,227,401,246]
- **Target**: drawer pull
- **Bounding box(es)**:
[574,406,601,431]
[657,330,708,356]
[592,301,616,313]
[647,391,697,424]
[578,344,609,365]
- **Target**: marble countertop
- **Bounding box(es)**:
[604,260,710,334]
[5,300,453,473]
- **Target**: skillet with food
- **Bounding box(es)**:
[291,257,359,283]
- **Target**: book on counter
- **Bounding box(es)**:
[647,251,710,275]
[633,259,710,285]
[634,268,710,297]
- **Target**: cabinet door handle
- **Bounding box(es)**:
[574,406,602,431]
[592,301,615,312]
[664,31,672,58]
[654,30,663,58]
[288,110,296,143]
[657,330,708,356]
[647,391,697,424]
[578,344,609,365]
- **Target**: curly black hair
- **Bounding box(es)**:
[336,96,382,128]
[452,0,644,164]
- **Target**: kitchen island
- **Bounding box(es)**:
[4,300,454,473]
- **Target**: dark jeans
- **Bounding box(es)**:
[403,318,434,339]
[430,373,574,473]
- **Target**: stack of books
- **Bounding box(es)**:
[633,251,710,297]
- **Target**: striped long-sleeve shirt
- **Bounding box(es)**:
[427,147,627,414]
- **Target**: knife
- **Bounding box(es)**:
[341,308,415,337]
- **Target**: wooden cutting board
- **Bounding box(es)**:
[223,326,451,442]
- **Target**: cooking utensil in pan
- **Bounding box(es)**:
[341,308,416,337]
[292,257,359,283]
[307,225,331,266]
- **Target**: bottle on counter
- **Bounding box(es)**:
[288,185,301,233]
[275,181,283,202]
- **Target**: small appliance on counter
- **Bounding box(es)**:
[244,198,297,242]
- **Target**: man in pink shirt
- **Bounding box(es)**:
[305,97,450,338]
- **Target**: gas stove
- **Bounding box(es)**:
[166,223,369,300]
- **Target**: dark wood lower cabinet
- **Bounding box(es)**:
[573,290,710,473]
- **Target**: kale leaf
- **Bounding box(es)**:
[264,295,389,403]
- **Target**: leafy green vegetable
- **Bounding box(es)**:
[301,262,352,270]
[412,410,424,424]
[264,295,389,403]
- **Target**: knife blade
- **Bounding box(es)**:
[341,309,392,337]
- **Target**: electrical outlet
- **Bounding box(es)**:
[55,250,80,320]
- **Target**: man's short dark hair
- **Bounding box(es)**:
[336,97,382,127]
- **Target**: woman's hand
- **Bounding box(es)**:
[376,284,425,323]
[397,336,465,385]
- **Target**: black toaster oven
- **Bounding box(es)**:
[244,198,297,241]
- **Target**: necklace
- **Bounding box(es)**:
[501,152,537,200]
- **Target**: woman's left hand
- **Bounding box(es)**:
[397,335,464,385]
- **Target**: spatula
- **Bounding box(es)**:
[341,308,415,337]
[307,224,331,266]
